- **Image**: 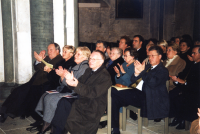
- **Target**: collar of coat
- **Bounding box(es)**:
[88,64,106,75]
[163,55,181,66]
[72,60,88,71]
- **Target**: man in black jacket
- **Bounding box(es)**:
[111,46,169,134]
[132,35,147,63]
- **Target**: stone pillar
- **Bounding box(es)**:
[2,0,14,83]
[66,0,78,47]
[11,0,32,84]
[53,0,65,52]
[0,0,4,83]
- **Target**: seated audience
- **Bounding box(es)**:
[114,48,138,87]
[148,38,158,45]
[0,43,63,123]
[51,50,112,134]
[118,35,130,55]
[95,40,109,59]
[35,46,90,134]
[132,35,147,63]
[111,46,169,134]
[157,39,168,61]
[104,47,124,85]
[170,46,200,129]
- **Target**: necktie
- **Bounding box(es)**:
[130,66,152,88]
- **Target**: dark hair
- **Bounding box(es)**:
[96,40,107,48]
[52,43,60,53]
[193,46,200,53]
[180,39,191,48]
[148,38,158,45]
[120,35,130,45]
[93,50,106,60]
[133,35,144,43]
[149,46,163,56]
[124,48,138,59]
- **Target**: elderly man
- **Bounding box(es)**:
[0,43,63,123]
[95,40,109,59]
[104,47,124,85]
[111,46,169,134]
[50,50,112,134]
[132,35,147,63]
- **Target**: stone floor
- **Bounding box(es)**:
[0,84,191,134]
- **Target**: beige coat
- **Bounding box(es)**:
[163,55,186,91]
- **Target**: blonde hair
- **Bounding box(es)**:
[167,43,180,54]
[63,45,75,54]
[157,40,168,47]
[76,46,91,59]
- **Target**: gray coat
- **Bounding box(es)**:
[35,60,89,123]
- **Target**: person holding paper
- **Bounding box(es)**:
[111,46,169,134]
[0,43,63,123]
[35,47,90,134]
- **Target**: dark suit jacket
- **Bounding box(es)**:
[66,65,112,134]
[137,47,147,63]
[131,62,169,119]
[104,57,124,85]
[32,54,63,85]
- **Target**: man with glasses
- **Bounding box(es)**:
[56,50,112,134]
[170,46,200,129]
[111,46,169,134]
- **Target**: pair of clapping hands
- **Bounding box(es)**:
[34,50,52,73]
[169,75,185,84]
[113,60,145,77]
[55,66,78,87]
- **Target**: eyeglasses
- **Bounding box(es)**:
[147,55,159,58]
[192,52,199,55]
[89,58,103,61]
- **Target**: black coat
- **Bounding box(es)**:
[183,62,200,121]
[137,47,147,63]
[131,63,169,119]
[104,57,124,85]
[66,65,112,134]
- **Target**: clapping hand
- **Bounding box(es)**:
[118,63,125,73]
[187,55,193,62]
[34,50,46,62]
[65,71,78,87]
[169,75,178,82]
[44,66,52,73]
[113,66,120,77]
[134,60,145,76]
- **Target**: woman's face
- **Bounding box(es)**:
[74,50,87,64]
[62,48,73,61]
[167,47,177,59]
[124,51,134,64]
[180,42,190,53]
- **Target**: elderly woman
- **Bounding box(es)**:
[35,46,91,134]
[157,40,168,61]
[163,43,186,128]
[114,48,138,87]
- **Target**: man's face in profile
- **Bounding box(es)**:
[48,44,59,59]
[133,37,142,49]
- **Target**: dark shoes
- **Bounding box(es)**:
[98,121,107,128]
[30,120,43,126]
[111,130,121,134]
[37,125,51,134]
[154,118,162,122]
[176,120,185,130]
[169,117,180,126]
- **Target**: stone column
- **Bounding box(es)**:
[11,0,32,84]
[53,0,65,52]
[2,0,14,84]
[74,0,78,48]
[0,0,4,83]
